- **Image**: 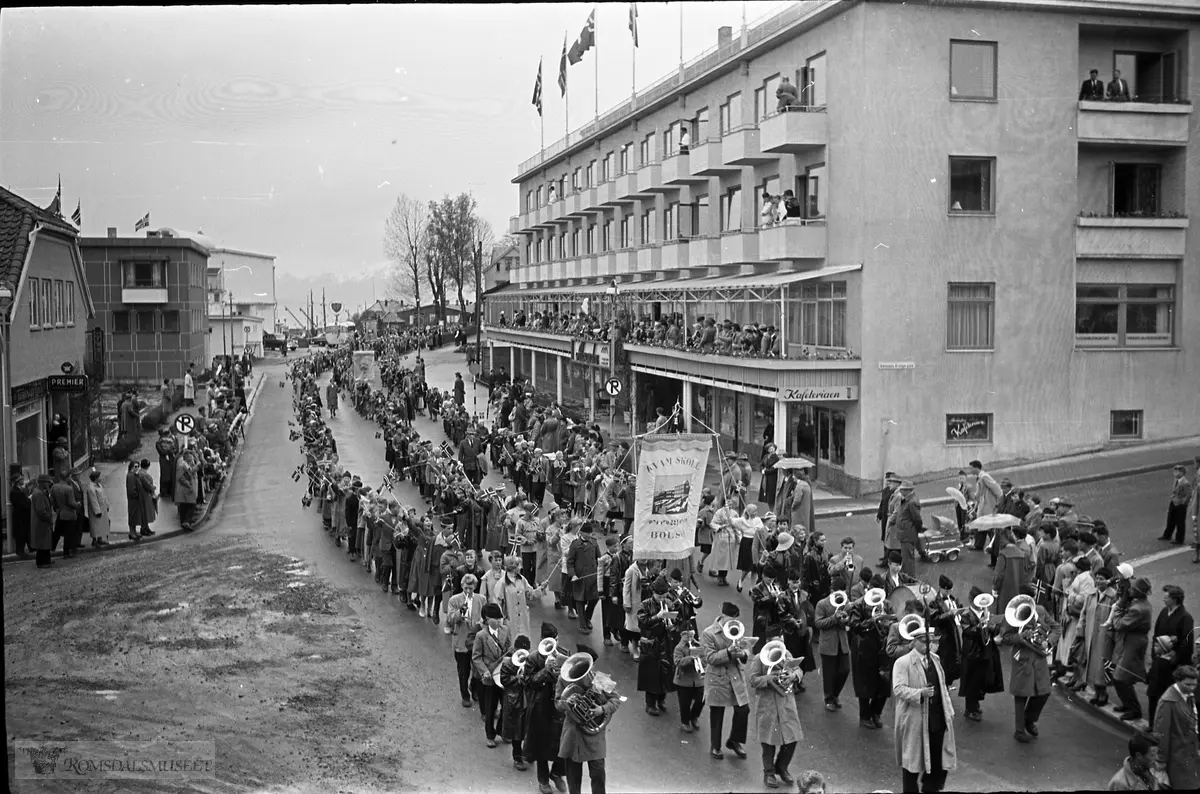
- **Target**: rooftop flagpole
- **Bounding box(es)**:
[594,6,600,121]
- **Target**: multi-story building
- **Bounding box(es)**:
[206,247,277,361]
[81,227,210,385]
[1,186,97,551]
[485,241,518,294]
[487,0,1200,495]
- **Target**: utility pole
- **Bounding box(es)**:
[308,290,315,338]
[228,290,235,358]
[474,241,483,366]
[321,288,328,339]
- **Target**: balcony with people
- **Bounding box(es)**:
[1076,27,1191,145]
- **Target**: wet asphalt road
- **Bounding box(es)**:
[236,346,1147,793]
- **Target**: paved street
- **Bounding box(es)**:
[4,345,1188,792]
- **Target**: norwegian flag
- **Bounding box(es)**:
[439,441,454,457]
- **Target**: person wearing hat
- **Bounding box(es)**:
[746,629,804,789]
[1146,584,1195,727]
[926,575,964,687]
[523,624,568,794]
[155,427,178,503]
[448,572,488,708]
[1161,464,1192,546]
[762,531,797,582]
[997,584,1061,742]
[759,443,781,508]
[958,585,1003,723]
[877,473,901,549]
[716,451,744,513]
[29,473,58,567]
[637,577,680,716]
[892,621,957,793]
[1074,566,1117,706]
[701,602,752,760]
[472,601,511,748]
[1052,498,1080,537]
[1152,664,1200,790]
[894,481,924,578]
[1110,577,1154,722]
[554,644,622,794]
[708,498,740,588]
[750,564,786,656]
[567,521,602,634]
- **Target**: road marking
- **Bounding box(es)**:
[1127,545,1193,567]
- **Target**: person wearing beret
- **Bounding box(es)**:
[471,602,511,748]
[702,602,752,760]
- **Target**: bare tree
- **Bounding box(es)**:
[383,194,427,313]
[427,194,476,322]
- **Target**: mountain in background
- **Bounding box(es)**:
[275,266,398,328]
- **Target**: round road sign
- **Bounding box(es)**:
[604,378,623,397]
[61,361,75,374]
[174,413,196,435]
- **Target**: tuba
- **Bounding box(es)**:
[829,590,851,624]
[1005,594,1051,661]
[899,614,931,659]
[559,652,613,736]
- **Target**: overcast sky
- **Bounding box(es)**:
[0,2,792,282]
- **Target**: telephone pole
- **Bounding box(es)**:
[474,241,483,368]
[321,288,328,337]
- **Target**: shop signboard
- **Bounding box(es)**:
[47,375,89,394]
[779,386,856,402]
[11,378,48,407]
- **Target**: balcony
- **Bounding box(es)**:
[549,198,567,223]
[689,139,738,176]
[596,252,616,277]
[508,215,520,234]
[760,107,828,153]
[615,171,653,202]
[661,239,689,270]
[583,187,606,212]
[637,162,676,195]
[566,190,592,217]
[720,230,761,265]
[121,287,169,304]
[534,205,555,228]
[1075,216,1188,259]
[662,153,706,185]
[687,235,721,268]
[723,127,775,166]
[1077,101,1191,146]
[484,325,574,355]
[597,180,619,206]
[579,254,598,277]
[759,220,827,261]
[614,248,636,275]
[636,244,662,273]
[567,257,582,281]
[548,260,566,281]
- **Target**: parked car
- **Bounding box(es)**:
[287,339,298,351]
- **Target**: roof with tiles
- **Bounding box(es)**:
[0,185,79,316]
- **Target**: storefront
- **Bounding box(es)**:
[783,390,855,491]
[9,375,91,478]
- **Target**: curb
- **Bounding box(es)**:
[2,373,266,567]
[812,458,1195,519]
[1053,679,1151,736]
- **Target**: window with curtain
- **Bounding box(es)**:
[797,281,848,348]
[950,40,997,99]
[721,188,742,232]
[946,282,995,349]
[1076,283,1175,347]
[949,157,995,213]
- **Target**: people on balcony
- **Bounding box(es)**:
[1107,69,1130,101]
[776,77,800,111]
[1079,69,1105,101]
[679,125,691,154]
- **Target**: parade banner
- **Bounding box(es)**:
[631,435,712,560]
[352,350,381,390]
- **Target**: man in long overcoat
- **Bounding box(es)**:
[892,628,957,793]
[1110,577,1153,720]
[701,603,752,759]
[566,522,601,633]
[1152,665,1199,791]
[554,646,621,794]
[997,588,1061,743]
[30,474,56,567]
[637,578,678,715]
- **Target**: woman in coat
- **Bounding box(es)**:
[1077,571,1118,703]
[499,556,537,643]
[30,474,57,567]
[708,504,739,587]
[438,541,465,630]
[1152,665,1199,791]
[758,444,781,508]
[1058,561,1096,669]
[892,631,958,793]
[747,643,804,788]
[991,529,1031,614]
[406,517,432,610]
[82,467,111,547]
[174,449,199,530]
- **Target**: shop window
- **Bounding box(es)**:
[1075,284,1174,348]
[122,260,165,288]
[113,311,131,333]
[950,40,997,100]
[946,282,995,350]
[949,157,995,214]
[162,310,181,332]
[1110,409,1143,439]
[946,413,993,444]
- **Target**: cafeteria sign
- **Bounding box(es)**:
[631,435,712,561]
[779,386,856,402]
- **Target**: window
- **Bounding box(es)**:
[756,176,781,221]
[603,152,613,182]
[664,204,676,241]
[721,188,742,232]
[559,233,567,259]
[536,186,543,207]
[1110,410,1143,439]
[619,144,631,175]
[162,310,181,332]
[571,230,580,257]
[640,133,655,166]
[664,126,674,157]
[136,310,156,333]
[587,226,595,254]
[122,260,165,288]
[587,160,596,186]
[950,40,997,100]
[66,281,74,325]
[28,278,39,328]
[692,194,710,237]
[40,279,51,328]
[536,239,544,262]
[695,108,709,140]
[52,280,63,325]
[526,241,533,263]
[572,168,581,191]
[526,191,533,212]
[798,281,847,348]
[806,164,826,218]
[621,216,631,247]
[947,282,995,350]
[946,413,993,444]
[949,157,995,214]
[641,211,652,245]
[113,310,131,333]
[603,221,613,252]
[760,74,781,119]
[719,92,741,134]
[1075,283,1175,347]
[804,53,826,106]
[1112,163,1161,216]
[1114,50,1180,103]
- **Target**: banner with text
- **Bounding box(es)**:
[352,350,382,390]
[632,435,713,560]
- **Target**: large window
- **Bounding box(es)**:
[123,260,165,288]
[603,220,613,252]
[947,282,995,350]
[719,92,741,134]
[694,194,710,236]
[641,211,652,245]
[1075,283,1175,347]
[586,226,596,254]
[721,188,742,232]
[794,281,847,348]
[536,185,544,207]
[1112,163,1161,215]
[40,279,51,328]
[586,161,596,187]
[621,216,631,248]
[572,168,581,191]
[136,310,156,333]
[572,230,580,257]
[803,53,826,107]
[640,133,655,166]
[756,176,781,222]
[695,108,709,140]
[664,126,674,157]
[946,413,993,444]
[1114,50,1179,103]
[804,164,825,218]
[950,40,997,100]
[65,282,74,325]
[759,74,782,120]
[619,144,631,175]
[664,204,677,241]
[949,157,995,214]
[603,153,613,182]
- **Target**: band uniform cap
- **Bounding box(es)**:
[652,578,671,595]
[721,602,740,618]
[541,621,559,639]
[482,603,503,620]
[938,574,953,590]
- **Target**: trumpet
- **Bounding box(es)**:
[688,637,706,676]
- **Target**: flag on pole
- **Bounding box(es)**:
[532,57,543,116]
[45,175,62,216]
[567,8,596,65]
[134,212,150,231]
[558,34,569,96]
[71,200,81,227]
[629,2,639,47]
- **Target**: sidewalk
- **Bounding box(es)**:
[811,435,1200,518]
[2,372,267,565]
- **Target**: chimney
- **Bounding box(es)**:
[107,227,117,239]
[718,25,733,49]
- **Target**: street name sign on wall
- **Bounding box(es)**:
[878,362,916,370]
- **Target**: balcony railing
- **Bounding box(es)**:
[1075,215,1188,258]
[760,106,829,153]
[662,238,690,270]
[720,230,760,265]
[723,125,775,166]
[515,1,841,178]
[690,138,736,176]
[1077,100,1191,146]
[759,219,827,260]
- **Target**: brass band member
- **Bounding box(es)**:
[471,602,511,748]
[998,584,1061,743]
[524,623,568,794]
[750,564,786,654]
[500,634,533,770]
[673,628,706,733]
[555,645,621,794]
[815,576,852,712]
[637,578,678,716]
[850,579,895,729]
[778,571,816,693]
[447,573,487,707]
[893,624,957,793]
[748,641,804,789]
[926,575,964,687]
[959,586,1004,722]
[702,602,752,760]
